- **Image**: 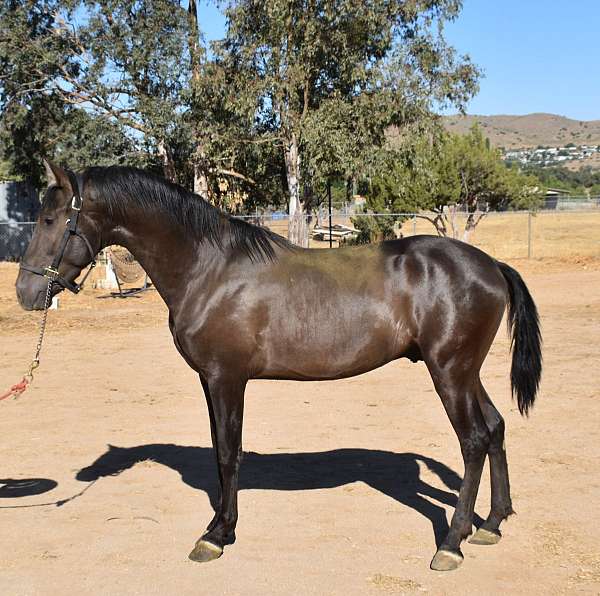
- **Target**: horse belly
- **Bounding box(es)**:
[258,309,412,380]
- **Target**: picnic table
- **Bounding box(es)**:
[312,224,358,242]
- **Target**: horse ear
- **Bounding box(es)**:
[43,158,72,192]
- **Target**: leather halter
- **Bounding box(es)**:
[20,170,97,294]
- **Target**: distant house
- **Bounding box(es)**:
[543,187,572,209]
[545,188,571,197]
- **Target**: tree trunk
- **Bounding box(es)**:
[461,207,488,242]
[193,152,209,199]
[158,140,177,182]
[426,210,448,236]
[188,0,210,200]
[284,133,308,247]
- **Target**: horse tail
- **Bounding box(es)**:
[496,261,542,416]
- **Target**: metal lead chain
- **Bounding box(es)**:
[24,279,53,385]
[0,279,54,401]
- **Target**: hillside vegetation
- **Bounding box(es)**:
[444,113,600,149]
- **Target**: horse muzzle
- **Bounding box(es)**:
[15,270,55,310]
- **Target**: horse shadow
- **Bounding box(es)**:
[77,444,481,547]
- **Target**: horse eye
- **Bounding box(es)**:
[44,217,54,226]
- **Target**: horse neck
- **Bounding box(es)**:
[99,206,229,311]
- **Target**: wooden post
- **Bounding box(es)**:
[528,211,532,258]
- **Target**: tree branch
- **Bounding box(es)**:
[217,169,257,185]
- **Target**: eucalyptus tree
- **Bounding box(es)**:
[1,0,69,186]
[216,0,480,244]
[1,0,192,181]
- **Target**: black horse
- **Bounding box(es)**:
[16,161,542,571]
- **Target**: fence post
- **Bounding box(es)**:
[527,211,532,258]
[413,214,417,236]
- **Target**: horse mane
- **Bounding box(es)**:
[85,166,293,262]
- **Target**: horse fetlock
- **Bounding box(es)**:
[489,502,514,525]
[447,518,475,545]
[203,525,237,547]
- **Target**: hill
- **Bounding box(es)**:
[443,113,600,149]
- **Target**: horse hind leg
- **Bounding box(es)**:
[425,364,490,571]
[469,380,515,546]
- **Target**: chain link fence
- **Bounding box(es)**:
[3,207,599,262]
[0,222,35,261]
[237,208,600,259]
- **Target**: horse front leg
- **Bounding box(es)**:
[189,374,246,562]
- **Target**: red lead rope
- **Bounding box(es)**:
[0,377,30,401]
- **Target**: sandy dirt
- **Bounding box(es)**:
[1,258,600,596]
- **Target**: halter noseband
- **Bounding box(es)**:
[20,170,97,294]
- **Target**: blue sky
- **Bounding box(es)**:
[444,1,600,119]
[195,0,600,120]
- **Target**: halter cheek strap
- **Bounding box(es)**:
[20,170,97,294]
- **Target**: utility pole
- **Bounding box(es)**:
[327,180,333,248]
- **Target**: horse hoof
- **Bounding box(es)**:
[468,527,502,545]
[430,549,464,571]
[188,539,223,563]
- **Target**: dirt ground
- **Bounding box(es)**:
[1,256,600,596]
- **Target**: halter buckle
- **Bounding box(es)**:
[43,266,59,280]
[71,195,82,211]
